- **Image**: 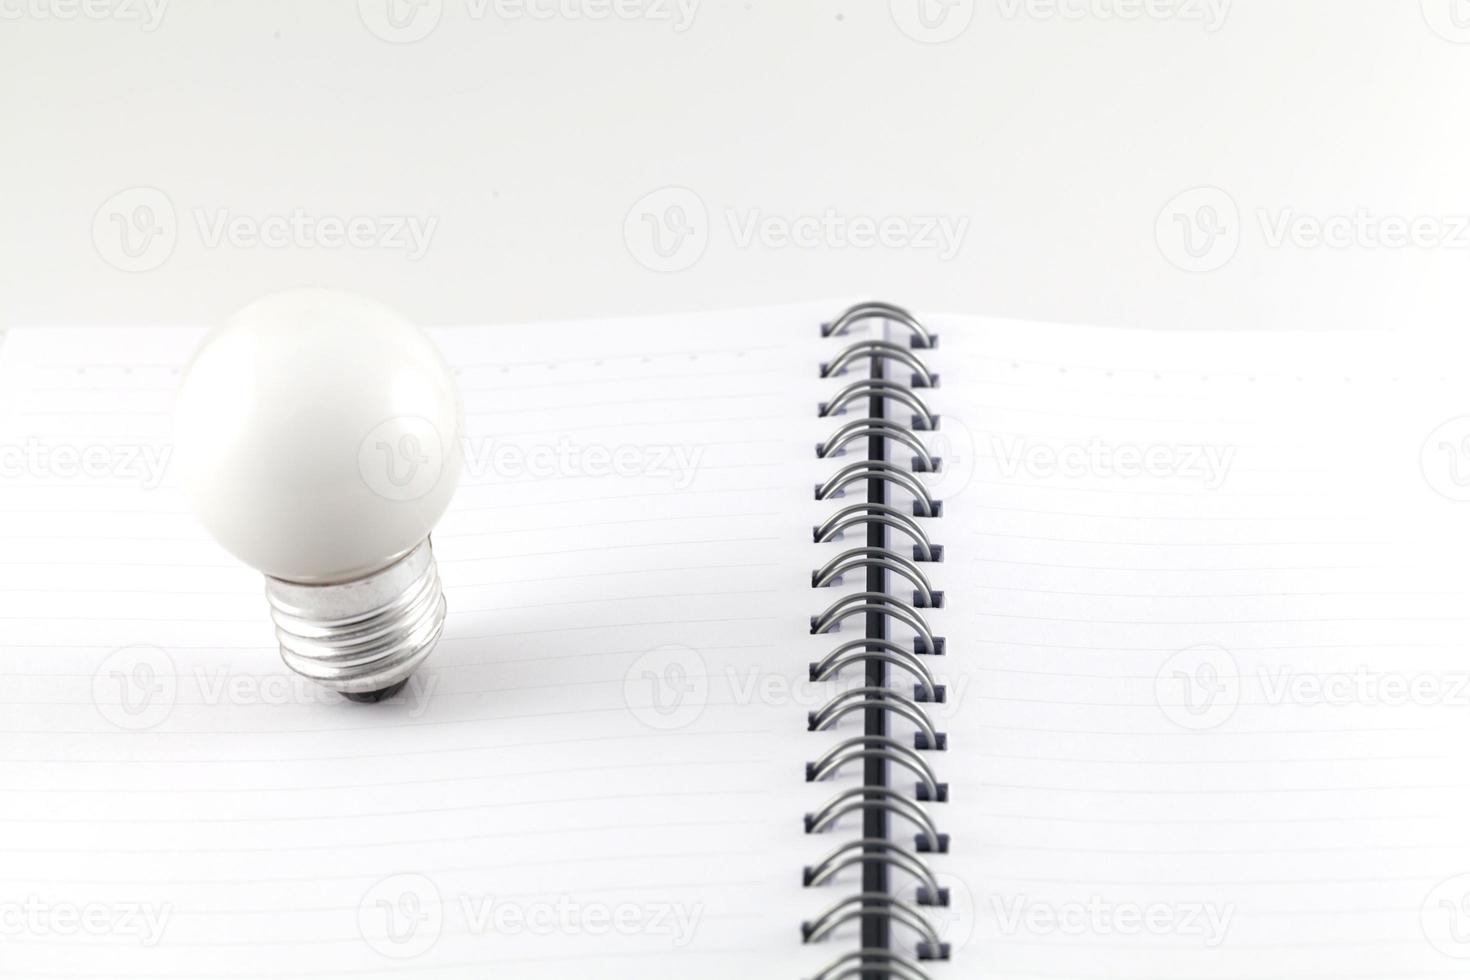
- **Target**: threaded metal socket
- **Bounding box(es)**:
[264,538,445,697]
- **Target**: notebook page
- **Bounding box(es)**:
[916,319,1470,978]
[0,308,859,979]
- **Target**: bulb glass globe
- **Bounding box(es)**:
[175,289,463,584]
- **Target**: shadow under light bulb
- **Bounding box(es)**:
[175,289,463,702]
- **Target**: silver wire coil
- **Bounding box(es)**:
[821,340,937,386]
[821,301,936,349]
[809,949,935,980]
[805,303,951,975]
[820,379,939,430]
[811,546,940,609]
[815,460,940,518]
[815,503,939,562]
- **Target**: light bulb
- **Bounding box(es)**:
[174,289,463,701]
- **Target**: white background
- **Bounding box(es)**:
[3,0,1470,333]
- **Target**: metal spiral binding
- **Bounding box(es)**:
[804,303,950,979]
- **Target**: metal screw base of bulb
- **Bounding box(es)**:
[264,538,446,699]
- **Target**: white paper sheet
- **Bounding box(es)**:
[916,317,1470,978]
[0,307,858,979]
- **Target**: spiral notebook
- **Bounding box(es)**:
[2,302,1470,979]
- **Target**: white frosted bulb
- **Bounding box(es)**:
[175,289,463,700]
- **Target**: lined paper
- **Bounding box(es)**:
[0,308,866,979]
[918,318,1470,978]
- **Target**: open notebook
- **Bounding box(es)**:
[2,302,1469,979]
